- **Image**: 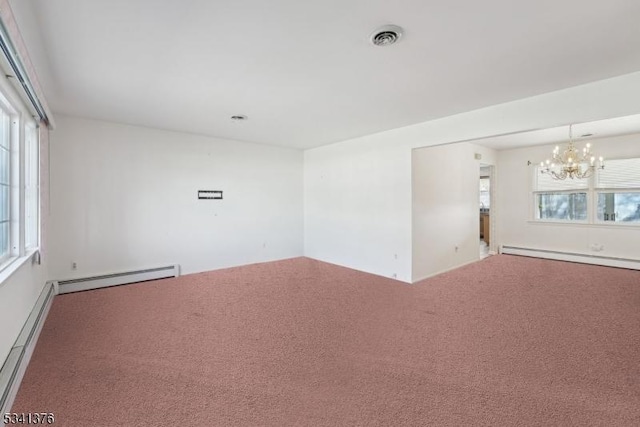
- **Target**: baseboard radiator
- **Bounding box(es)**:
[55,265,180,294]
[0,282,55,414]
[501,246,640,270]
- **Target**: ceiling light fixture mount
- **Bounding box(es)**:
[539,124,604,180]
[370,25,404,47]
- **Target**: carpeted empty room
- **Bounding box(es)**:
[3,1,640,427]
[11,256,640,426]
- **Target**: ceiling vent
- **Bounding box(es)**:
[370,25,404,47]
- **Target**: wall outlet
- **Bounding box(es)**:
[392,273,397,279]
[71,262,77,270]
[590,243,604,252]
[455,246,459,252]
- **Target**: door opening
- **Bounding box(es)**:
[479,165,491,259]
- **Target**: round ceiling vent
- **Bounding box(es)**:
[370,25,404,47]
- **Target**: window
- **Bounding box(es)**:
[0,74,43,274]
[597,193,640,222]
[533,157,640,225]
[533,164,588,221]
[537,192,587,220]
[25,123,39,248]
[595,158,640,224]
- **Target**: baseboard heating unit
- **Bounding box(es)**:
[501,246,640,270]
[0,282,55,414]
[54,265,180,294]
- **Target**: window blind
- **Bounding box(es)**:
[596,158,640,189]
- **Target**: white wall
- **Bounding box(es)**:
[304,71,640,283]
[49,115,303,280]
[412,143,496,282]
[304,136,412,281]
[497,133,640,259]
[0,260,48,364]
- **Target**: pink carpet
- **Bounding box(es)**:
[12,255,640,426]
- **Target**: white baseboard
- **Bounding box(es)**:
[55,264,180,294]
[501,245,640,270]
[0,282,55,413]
[412,258,481,284]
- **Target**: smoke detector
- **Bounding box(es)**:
[370,25,404,47]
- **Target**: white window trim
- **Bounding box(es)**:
[24,120,39,250]
[0,248,39,283]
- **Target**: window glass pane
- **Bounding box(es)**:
[0,111,7,150]
[0,185,8,222]
[536,192,587,220]
[0,109,9,259]
[479,177,490,209]
[597,192,640,222]
[0,147,7,185]
[597,158,640,189]
[0,221,7,259]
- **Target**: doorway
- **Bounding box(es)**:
[479,165,492,259]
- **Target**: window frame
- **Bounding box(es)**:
[0,72,41,275]
[24,121,39,249]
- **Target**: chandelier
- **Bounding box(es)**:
[539,125,604,180]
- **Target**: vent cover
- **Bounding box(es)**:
[370,25,404,47]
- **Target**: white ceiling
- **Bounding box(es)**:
[475,114,640,150]
[13,0,640,149]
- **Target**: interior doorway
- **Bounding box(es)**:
[479,165,492,259]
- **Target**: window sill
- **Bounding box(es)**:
[527,220,640,229]
[0,249,40,286]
